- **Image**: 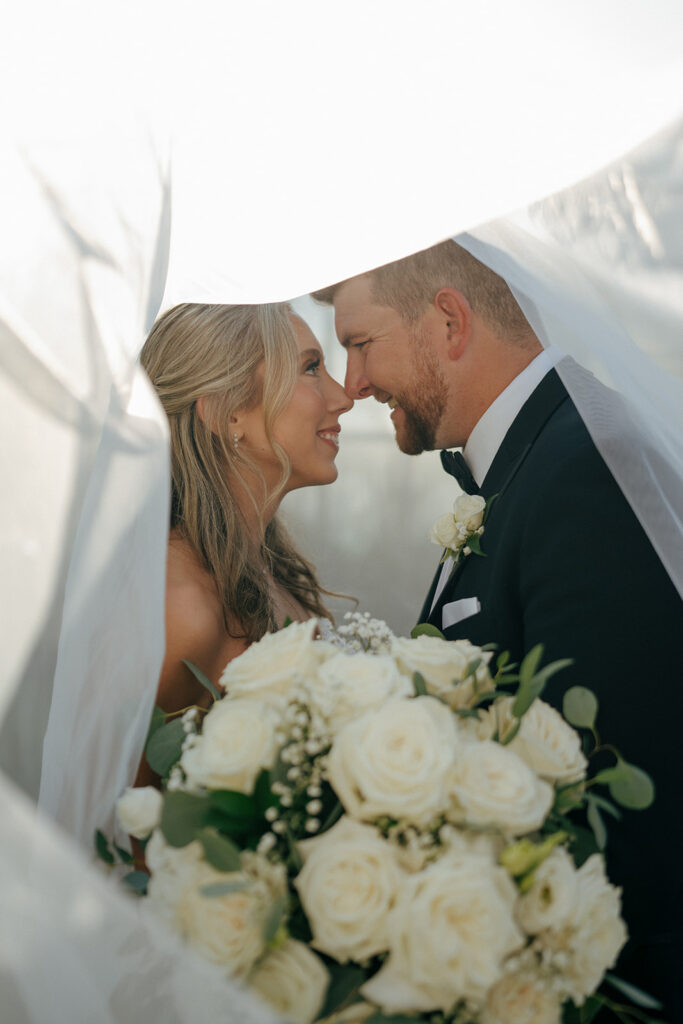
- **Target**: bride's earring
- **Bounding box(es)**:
[233,432,239,451]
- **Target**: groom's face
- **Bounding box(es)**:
[334,276,448,454]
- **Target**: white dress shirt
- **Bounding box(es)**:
[429,348,560,615]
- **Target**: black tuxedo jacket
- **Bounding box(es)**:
[420,369,682,1014]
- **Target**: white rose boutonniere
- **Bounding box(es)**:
[430,493,494,564]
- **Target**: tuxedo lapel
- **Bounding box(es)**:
[482,369,569,499]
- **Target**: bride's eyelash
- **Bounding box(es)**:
[304,358,322,376]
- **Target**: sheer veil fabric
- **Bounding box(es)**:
[1,3,682,1020]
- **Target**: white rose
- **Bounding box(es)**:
[544,854,627,1003]
[180,697,280,793]
[481,970,562,1024]
[453,492,486,531]
[295,816,403,962]
[361,852,523,1011]
[429,512,461,549]
[249,940,328,1024]
[146,834,284,978]
[327,696,461,825]
[313,652,413,731]
[516,847,579,934]
[485,698,587,785]
[391,635,493,709]
[115,785,163,839]
[219,619,323,706]
[319,1004,375,1024]
[449,741,554,835]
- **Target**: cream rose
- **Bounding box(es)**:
[327,696,461,825]
[180,697,280,793]
[429,512,462,549]
[249,940,329,1024]
[543,854,627,1003]
[146,835,283,978]
[319,1004,375,1024]
[391,635,493,709]
[453,492,487,530]
[485,697,587,785]
[313,652,413,730]
[295,816,403,961]
[361,852,523,1011]
[516,847,579,934]
[115,785,163,839]
[449,741,554,835]
[481,970,562,1024]
[219,618,323,706]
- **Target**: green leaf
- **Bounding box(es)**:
[182,659,221,702]
[567,824,600,867]
[412,671,427,696]
[366,1014,422,1024]
[200,879,250,898]
[198,827,242,871]
[317,963,367,1020]
[410,622,445,639]
[122,870,150,895]
[94,829,115,866]
[586,796,607,850]
[563,686,599,730]
[146,704,168,746]
[594,760,655,810]
[483,493,499,522]
[587,792,621,820]
[209,790,258,821]
[145,717,185,776]
[467,532,485,556]
[263,894,287,944]
[160,791,211,847]
[319,799,344,834]
[454,708,482,720]
[499,717,522,746]
[280,615,293,629]
[603,972,664,1010]
[465,657,482,678]
[254,768,277,814]
[519,643,545,687]
[562,995,602,1023]
[113,843,134,865]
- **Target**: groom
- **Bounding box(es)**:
[313,240,681,1015]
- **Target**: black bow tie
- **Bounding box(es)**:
[440,449,478,494]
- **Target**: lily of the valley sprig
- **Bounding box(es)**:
[430,493,497,565]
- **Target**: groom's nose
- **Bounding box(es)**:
[344,353,372,400]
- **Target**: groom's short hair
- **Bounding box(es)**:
[313,239,533,343]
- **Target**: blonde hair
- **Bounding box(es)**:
[313,239,534,343]
[141,302,330,641]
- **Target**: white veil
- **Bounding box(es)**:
[1,2,682,1020]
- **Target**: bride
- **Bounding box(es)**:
[139,301,352,725]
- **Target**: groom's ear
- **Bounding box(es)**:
[433,287,472,361]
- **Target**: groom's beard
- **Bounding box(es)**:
[394,332,448,455]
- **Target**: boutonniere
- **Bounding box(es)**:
[429,493,497,565]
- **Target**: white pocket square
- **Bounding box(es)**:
[441,597,481,630]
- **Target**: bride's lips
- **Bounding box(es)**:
[317,426,341,452]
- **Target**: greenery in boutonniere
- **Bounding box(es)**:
[430,493,497,565]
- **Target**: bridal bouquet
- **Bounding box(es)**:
[107,614,656,1024]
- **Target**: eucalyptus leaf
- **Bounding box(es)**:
[467,532,485,556]
[263,894,287,944]
[519,643,545,687]
[317,963,367,1020]
[603,972,663,1010]
[563,686,599,729]
[145,704,168,746]
[161,791,211,847]
[465,657,482,678]
[122,870,150,895]
[199,827,242,871]
[594,760,655,810]
[94,829,114,866]
[586,793,621,820]
[586,797,607,850]
[499,717,522,746]
[319,799,344,834]
[412,671,427,696]
[562,995,602,1023]
[454,708,482,720]
[200,879,250,898]
[410,623,445,639]
[145,717,185,776]
[182,659,221,701]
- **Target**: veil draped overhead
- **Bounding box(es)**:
[1,1,682,1019]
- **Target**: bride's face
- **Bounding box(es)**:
[239,315,353,494]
